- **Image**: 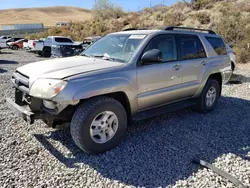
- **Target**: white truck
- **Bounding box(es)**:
[0,36,12,49]
[34,36,75,57]
[23,38,46,51]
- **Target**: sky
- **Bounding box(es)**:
[0,0,183,11]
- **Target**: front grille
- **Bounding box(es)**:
[12,71,30,94]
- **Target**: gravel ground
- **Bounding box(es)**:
[1,49,250,188]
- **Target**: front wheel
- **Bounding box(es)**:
[194,79,220,113]
[71,97,127,154]
[12,45,18,50]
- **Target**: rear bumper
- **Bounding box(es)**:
[6,98,35,124]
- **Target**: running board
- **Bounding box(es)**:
[133,99,196,121]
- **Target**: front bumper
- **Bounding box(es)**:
[6,98,36,124]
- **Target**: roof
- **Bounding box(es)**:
[111,27,218,37]
[112,30,160,35]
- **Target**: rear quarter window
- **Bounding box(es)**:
[205,37,227,56]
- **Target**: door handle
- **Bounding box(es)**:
[201,60,207,66]
[173,64,181,70]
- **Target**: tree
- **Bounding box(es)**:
[92,0,124,19]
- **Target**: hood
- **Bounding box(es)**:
[17,56,123,84]
[7,42,14,45]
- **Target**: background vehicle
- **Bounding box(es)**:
[51,44,83,58]
[7,27,232,154]
[34,36,77,57]
[6,37,23,43]
[226,44,236,71]
[0,36,12,49]
[26,38,46,52]
[51,36,101,58]
[23,41,29,50]
[8,39,28,50]
[82,36,101,49]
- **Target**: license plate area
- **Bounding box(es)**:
[15,88,25,106]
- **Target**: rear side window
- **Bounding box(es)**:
[205,37,227,55]
[178,35,206,60]
[55,38,73,43]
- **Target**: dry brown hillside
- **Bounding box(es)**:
[0,6,92,27]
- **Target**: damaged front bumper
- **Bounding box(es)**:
[6,98,36,124]
[6,96,75,127]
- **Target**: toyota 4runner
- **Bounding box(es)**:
[7,27,232,154]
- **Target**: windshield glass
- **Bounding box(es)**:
[82,34,147,63]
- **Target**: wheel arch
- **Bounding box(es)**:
[207,73,222,95]
[194,71,223,97]
[79,91,132,122]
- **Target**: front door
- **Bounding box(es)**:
[137,35,183,110]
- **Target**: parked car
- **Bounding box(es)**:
[51,36,101,58]
[6,37,23,43]
[226,44,236,71]
[7,39,28,50]
[82,36,101,49]
[25,38,46,52]
[34,36,78,57]
[51,44,84,58]
[7,27,232,154]
[0,36,12,49]
[23,41,29,50]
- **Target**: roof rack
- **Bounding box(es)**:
[122,28,149,31]
[164,26,216,35]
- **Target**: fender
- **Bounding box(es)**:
[193,66,222,98]
[72,77,138,114]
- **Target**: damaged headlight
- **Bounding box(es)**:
[30,79,67,99]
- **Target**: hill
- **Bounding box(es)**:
[0,6,92,27]
[22,0,250,63]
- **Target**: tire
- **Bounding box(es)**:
[42,48,51,57]
[71,96,127,154]
[12,45,18,50]
[194,79,220,113]
[37,51,42,56]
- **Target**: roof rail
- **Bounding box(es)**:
[122,28,149,31]
[164,26,216,35]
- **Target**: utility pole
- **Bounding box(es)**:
[150,0,152,8]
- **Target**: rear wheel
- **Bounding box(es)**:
[71,97,127,154]
[194,79,220,113]
[42,48,51,57]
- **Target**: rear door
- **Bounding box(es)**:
[175,34,208,98]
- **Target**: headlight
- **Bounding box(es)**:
[29,79,67,99]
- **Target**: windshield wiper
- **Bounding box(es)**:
[82,54,125,63]
[81,54,92,57]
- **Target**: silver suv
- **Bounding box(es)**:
[7,27,232,154]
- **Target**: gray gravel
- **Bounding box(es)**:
[1,49,250,188]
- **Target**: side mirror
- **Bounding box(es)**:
[141,49,163,64]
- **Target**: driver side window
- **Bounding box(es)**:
[144,35,177,62]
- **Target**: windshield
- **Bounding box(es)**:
[82,34,147,63]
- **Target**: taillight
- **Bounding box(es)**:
[33,42,36,47]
